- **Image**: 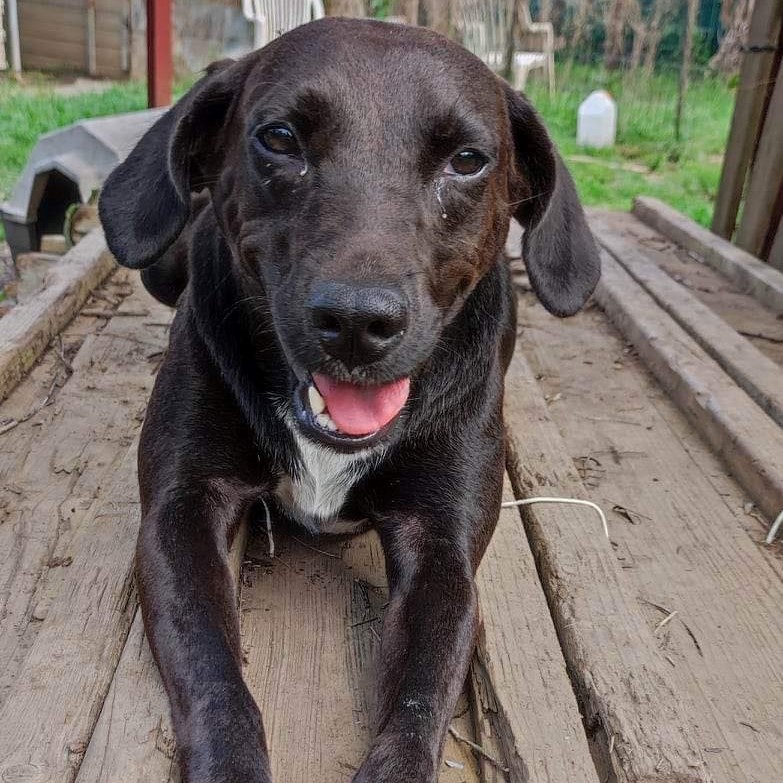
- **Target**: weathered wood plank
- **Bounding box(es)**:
[241,526,480,783]
[18,25,123,50]
[20,53,127,79]
[594,249,783,522]
[736,59,783,258]
[634,196,783,314]
[0,438,140,783]
[75,524,249,783]
[592,209,783,367]
[503,346,706,783]
[516,286,783,783]
[474,476,599,783]
[468,661,508,783]
[19,2,125,35]
[20,37,122,63]
[0,276,171,711]
[711,0,783,238]
[590,211,783,428]
[0,230,116,404]
[770,214,783,272]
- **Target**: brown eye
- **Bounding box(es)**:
[257,125,301,156]
[447,149,487,177]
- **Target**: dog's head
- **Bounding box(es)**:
[100,18,598,451]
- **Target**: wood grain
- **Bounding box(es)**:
[75,524,249,783]
[634,196,783,315]
[241,525,481,783]
[594,249,783,522]
[591,210,783,428]
[474,476,599,783]
[504,345,706,782]
[736,58,783,258]
[590,209,783,367]
[0,437,140,783]
[0,276,171,711]
[515,286,783,783]
[0,230,116,404]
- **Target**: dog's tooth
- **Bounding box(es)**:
[315,412,339,432]
[308,385,326,414]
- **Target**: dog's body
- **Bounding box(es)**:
[100,17,598,783]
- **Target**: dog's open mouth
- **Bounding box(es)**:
[294,372,410,449]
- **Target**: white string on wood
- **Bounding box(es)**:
[501,497,610,540]
[260,497,275,558]
[765,509,783,545]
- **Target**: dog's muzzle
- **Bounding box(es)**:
[293,372,410,451]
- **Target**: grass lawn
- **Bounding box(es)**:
[526,64,734,227]
[0,65,734,242]
[0,76,147,218]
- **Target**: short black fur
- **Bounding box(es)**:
[99,17,599,783]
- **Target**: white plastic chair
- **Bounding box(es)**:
[242,0,326,50]
[453,0,555,93]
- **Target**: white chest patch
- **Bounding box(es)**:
[274,429,375,535]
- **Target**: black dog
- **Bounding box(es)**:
[99,17,599,783]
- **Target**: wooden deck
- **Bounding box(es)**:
[0,207,781,783]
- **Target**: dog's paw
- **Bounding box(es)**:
[352,733,436,783]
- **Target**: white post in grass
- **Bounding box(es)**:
[0,0,7,71]
[6,0,21,74]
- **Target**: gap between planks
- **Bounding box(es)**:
[0,436,142,783]
[633,196,783,315]
[593,246,783,523]
[503,341,708,783]
[0,274,173,782]
[81,472,604,783]
[590,210,783,429]
[75,520,250,783]
[0,273,171,712]
[515,286,783,782]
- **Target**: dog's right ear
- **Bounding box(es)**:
[99,59,241,269]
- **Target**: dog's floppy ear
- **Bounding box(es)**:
[503,84,600,316]
[99,59,240,269]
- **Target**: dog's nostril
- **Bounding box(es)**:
[312,310,342,336]
[367,319,401,340]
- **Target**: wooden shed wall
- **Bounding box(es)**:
[18,0,129,79]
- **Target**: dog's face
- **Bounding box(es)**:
[100,18,599,452]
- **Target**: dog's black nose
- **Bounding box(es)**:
[309,282,408,367]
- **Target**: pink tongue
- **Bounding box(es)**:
[313,374,410,436]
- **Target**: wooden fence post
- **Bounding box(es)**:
[736,57,783,258]
[146,0,172,108]
[711,0,783,239]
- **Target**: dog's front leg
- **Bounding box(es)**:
[137,484,271,783]
[353,513,487,783]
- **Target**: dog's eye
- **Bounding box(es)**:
[447,149,487,177]
[257,125,301,157]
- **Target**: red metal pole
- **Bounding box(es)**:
[147,0,173,108]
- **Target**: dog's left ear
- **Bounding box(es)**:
[99,59,242,270]
[503,84,600,316]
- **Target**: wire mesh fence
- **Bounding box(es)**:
[358,0,743,224]
[370,1,736,143]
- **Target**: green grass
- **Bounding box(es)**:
[0,65,734,242]
[0,75,147,212]
[0,74,195,240]
[525,64,734,226]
